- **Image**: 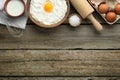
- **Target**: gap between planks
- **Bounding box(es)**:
[0,77,119,80]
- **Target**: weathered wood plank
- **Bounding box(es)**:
[0,24,120,49]
[0,50,119,62]
[0,50,119,76]
[0,77,119,80]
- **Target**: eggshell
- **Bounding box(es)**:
[68,14,82,27]
[105,12,117,22]
[88,0,120,24]
[98,3,109,14]
[115,3,120,15]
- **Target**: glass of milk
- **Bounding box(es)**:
[4,0,25,18]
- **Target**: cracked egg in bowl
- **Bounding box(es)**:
[26,0,70,28]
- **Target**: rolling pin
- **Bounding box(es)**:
[70,0,103,31]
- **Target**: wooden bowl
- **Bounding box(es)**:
[4,0,25,18]
[26,0,70,28]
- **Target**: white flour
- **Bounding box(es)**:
[30,0,68,25]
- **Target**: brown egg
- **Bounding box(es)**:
[98,3,109,14]
[105,12,117,22]
[115,3,120,15]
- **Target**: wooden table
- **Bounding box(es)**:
[0,6,119,80]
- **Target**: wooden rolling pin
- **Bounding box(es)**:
[70,0,103,31]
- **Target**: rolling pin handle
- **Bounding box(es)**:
[87,14,103,31]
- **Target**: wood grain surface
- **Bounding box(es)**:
[0,77,119,80]
[0,5,119,80]
[0,24,120,49]
[0,50,119,76]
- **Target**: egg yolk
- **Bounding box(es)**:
[44,2,53,13]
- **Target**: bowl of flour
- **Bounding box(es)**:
[26,0,70,28]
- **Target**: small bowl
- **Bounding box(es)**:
[4,0,25,18]
[26,0,70,28]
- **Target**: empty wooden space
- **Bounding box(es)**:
[0,5,119,80]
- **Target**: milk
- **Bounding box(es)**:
[6,0,24,16]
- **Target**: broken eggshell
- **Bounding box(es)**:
[88,0,120,24]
